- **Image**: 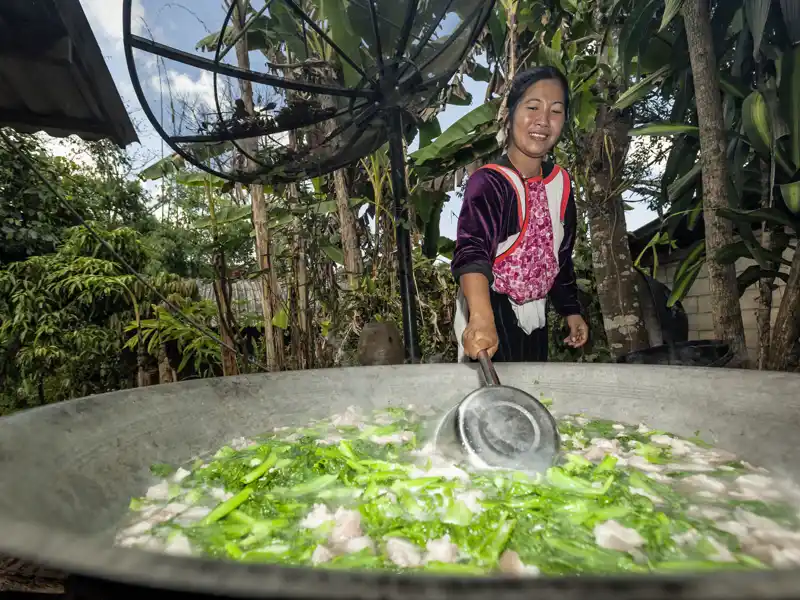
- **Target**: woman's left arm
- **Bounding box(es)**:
[548,186,582,317]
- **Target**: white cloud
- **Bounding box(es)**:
[37,134,97,169]
[149,69,219,117]
[80,0,145,46]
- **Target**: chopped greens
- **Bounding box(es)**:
[117,407,800,576]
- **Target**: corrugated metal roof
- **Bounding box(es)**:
[0,0,138,147]
[195,278,288,325]
[196,279,265,318]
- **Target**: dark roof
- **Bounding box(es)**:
[628,213,706,267]
[0,0,138,147]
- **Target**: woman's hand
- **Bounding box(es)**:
[462,315,499,359]
[564,314,589,348]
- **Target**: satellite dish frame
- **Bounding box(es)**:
[122,0,496,364]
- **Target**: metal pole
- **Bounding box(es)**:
[387,109,421,363]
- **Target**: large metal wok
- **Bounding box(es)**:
[1,363,799,599]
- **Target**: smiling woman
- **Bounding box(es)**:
[451,66,588,364]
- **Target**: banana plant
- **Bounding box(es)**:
[629,1,799,282]
[619,0,800,369]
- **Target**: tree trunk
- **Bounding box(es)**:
[317,63,363,289]
[294,233,311,369]
[136,340,150,388]
[757,277,773,368]
[682,0,748,364]
[233,0,280,371]
[251,186,280,371]
[767,246,800,371]
[496,0,519,133]
[330,152,363,290]
[585,99,649,358]
[37,375,45,406]
[158,345,176,384]
[757,160,774,369]
[212,251,240,377]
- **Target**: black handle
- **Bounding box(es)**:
[477,349,501,387]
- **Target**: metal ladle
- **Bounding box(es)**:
[433,350,560,474]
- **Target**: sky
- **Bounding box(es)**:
[71,0,658,241]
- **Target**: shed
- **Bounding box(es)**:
[0,0,137,147]
[628,217,793,361]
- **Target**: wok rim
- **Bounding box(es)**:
[4,516,800,599]
[2,364,800,598]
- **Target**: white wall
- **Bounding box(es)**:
[654,247,794,359]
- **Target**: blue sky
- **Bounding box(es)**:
[77,0,657,240]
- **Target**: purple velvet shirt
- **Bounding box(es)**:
[451,158,582,317]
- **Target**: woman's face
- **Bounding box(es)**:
[509,78,567,160]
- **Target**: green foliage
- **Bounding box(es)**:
[620,0,800,320]
[0,220,198,413]
[125,299,224,378]
[142,181,257,280]
[0,131,153,266]
[0,132,85,263]
[328,249,458,364]
[0,225,140,411]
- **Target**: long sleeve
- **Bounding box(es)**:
[548,185,582,317]
[450,169,511,286]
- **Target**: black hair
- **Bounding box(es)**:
[505,66,570,126]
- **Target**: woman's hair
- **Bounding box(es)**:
[505,66,570,126]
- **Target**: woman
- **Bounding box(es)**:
[451,66,589,362]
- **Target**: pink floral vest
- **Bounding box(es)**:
[478,164,571,305]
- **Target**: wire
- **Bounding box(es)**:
[0,129,271,373]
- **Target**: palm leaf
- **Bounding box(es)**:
[780,181,800,216]
[660,0,686,32]
[742,91,795,175]
[780,45,800,168]
[410,101,499,165]
[613,65,672,110]
[781,0,800,44]
[745,0,772,59]
[628,123,699,137]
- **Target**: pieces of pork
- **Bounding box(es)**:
[300,504,334,529]
[370,431,415,446]
[423,536,459,564]
[593,520,645,553]
[330,508,363,546]
[385,537,422,568]
[498,550,540,577]
[331,406,363,428]
[301,505,375,557]
[164,533,193,557]
[583,438,622,462]
[311,545,334,565]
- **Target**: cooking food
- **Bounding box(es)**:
[117,404,800,575]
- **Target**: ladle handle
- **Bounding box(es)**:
[477,350,501,387]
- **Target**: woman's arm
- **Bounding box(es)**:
[460,272,493,321]
[451,169,508,357]
[451,169,507,316]
[451,169,506,286]
[548,185,582,317]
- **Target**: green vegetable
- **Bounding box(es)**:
[120,408,793,578]
[241,451,278,485]
[150,463,176,478]
[201,488,254,525]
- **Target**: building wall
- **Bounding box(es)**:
[653,247,794,359]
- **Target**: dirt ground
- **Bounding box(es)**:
[0,556,66,594]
